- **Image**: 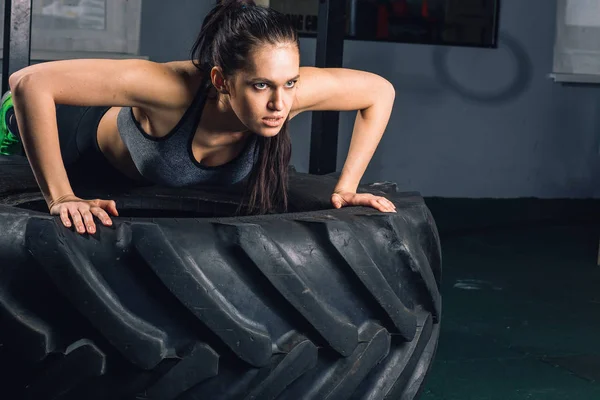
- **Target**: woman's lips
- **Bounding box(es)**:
[262,116,284,127]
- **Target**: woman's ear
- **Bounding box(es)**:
[210,66,230,94]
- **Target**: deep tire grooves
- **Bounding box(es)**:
[351,312,434,400]
[130,222,273,367]
[398,322,441,400]
[214,224,330,352]
[119,234,236,360]
[0,291,57,365]
[57,358,179,400]
[323,323,391,400]
[387,313,434,399]
[177,360,263,400]
[0,290,61,396]
[229,222,359,357]
[141,342,219,400]
[25,218,169,370]
[380,215,442,321]
[243,338,318,400]
[23,339,106,400]
[283,322,391,400]
[178,333,318,400]
[304,219,418,341]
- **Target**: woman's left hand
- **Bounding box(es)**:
[331,191,397,213]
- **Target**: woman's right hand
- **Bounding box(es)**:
[48,194,119,234]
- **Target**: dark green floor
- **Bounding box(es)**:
[419,222,600,400]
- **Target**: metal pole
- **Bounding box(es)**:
[2,0,33,94]
[349,0,357,37]
[309,0,346,175]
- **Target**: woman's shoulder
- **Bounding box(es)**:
[290,67,345,116]
[158,60,205,108]
[291,66,393,118]
[120,59,203,110]
[163,60,199,80]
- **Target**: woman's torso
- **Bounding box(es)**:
[95,63,254,184]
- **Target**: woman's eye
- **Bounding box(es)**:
[254,83,268,90]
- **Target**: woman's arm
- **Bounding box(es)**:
[291,66,397,212]
[9,58,193,232]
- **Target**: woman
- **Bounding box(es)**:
[6,0,397,235]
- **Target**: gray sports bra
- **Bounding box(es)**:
[117,86,258,187]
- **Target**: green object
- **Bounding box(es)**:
[0,91,22,156]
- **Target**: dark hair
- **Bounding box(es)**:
[190,0,300,215]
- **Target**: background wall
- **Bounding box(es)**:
[139,0,600,199]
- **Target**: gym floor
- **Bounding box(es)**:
[419,198,600,400]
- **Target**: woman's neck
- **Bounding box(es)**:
[197,91,251,149]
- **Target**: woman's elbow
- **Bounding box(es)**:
[8,67,38,95]
[9,70,25,92]
[9,70,50,105]
[381,78,395,101]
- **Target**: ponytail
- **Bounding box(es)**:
[191,0,257,79]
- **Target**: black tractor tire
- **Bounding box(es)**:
[0,155,442,400]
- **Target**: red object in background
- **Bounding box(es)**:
[392,0,408,16]
[377,0,436,38]
[377,4,389,38]
[378,0,409,38]
[422,0,437,22]
[422,0,429,18]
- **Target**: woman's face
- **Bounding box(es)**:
[227,42,300,137]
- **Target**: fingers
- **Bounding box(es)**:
[59,208,72,229]
[331,193,344,209]
[380,198,397,213]
[370,196,396,213]
[90,206,113,227]
[68,207,87,234]
[80,207,97,234]
[334,191,396,213]
[56,200,118,234]
[107,200,119,216]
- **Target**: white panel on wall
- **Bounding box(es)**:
[551,0,600,83]
[0,0,144,61]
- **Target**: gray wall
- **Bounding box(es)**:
[139,0,599,199]
[139,0,208,63]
